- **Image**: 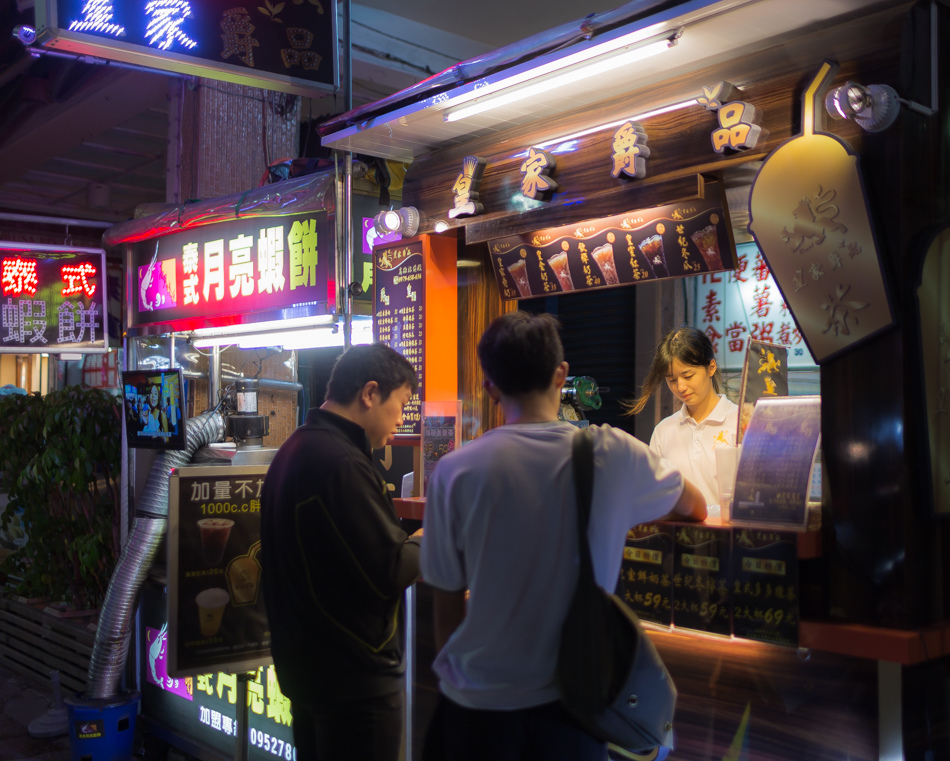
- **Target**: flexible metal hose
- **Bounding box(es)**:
[85,411,225,699]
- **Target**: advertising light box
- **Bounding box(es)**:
[36,0,338,96]
[1,244,107,354]
[129,211,333,333]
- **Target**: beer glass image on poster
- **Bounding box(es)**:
[167,466,272,677]
[196,588,230,637]
[198,518,233,566]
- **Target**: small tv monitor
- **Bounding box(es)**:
[121,369,187,450]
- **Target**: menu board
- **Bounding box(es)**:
[168,465,271,677]
[617,524,674,626]
[374,241,424,437]
[730,529,799,646]
[488,188,735,301]
[671,525,732,636]
[732,396,821,528]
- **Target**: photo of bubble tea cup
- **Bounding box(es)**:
[639,233,670,278]
[590,243,620,285]
[547,251,575,291]
[196,587,230,637]
[198,518,234,567]
[506,259,533,298]
[691,224,724,271]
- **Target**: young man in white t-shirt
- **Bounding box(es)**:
[421,312,706,761]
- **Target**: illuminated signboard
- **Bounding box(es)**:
[0,244,108,354]
[36,0,338,96]
[693,242,818,371]
[128,211,334,333]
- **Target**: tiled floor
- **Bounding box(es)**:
[0,661,71,761]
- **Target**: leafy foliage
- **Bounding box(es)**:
[0,387,121,609]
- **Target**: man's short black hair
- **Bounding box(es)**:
[477,312,564,396]
[325,343,418,404]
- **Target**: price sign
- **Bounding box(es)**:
[617,523,675,627]
[168,465,271,677]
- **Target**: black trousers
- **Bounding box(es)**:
[291,690,404,761]
[422,694,607,761]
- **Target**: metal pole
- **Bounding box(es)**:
[342,0,354,351]
[209,346,222,410]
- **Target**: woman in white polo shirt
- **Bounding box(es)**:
[626,326,738,508]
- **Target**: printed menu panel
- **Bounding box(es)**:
[730,529,799,646]
[617,523,674,627]
[374,241,424,437]
[489,188,735,301]
[421,402,461,496]
[732,396,821,528]
[168,465,271,677]
[671,525,732,636]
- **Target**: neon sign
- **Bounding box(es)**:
[38,1,338,96]
[1,257,39,297]
[0,247,108,354]
[129,212,333,331]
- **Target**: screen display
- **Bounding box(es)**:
[122,369,186,450]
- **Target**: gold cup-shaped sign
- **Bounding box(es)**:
[749,60,894,363]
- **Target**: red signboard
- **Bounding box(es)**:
[129,212,334,333]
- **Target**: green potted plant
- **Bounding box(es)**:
[0,387,122,611]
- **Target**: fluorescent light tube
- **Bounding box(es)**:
[444,31,680,123]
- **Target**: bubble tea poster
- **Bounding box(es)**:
[488,182,736,301]
[167,465,272,677]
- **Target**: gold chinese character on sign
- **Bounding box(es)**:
[448,156,487,219]
[520,147,558,200]
[610,121,650,179]
[699,81,765,154]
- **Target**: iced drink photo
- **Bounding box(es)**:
[196,588,230,637]
[548,252,575,291]
[639,234,669,278]
[198,518,234,567]
[691,225,724,270]
[506,259,533,297]
[591,243,620,285]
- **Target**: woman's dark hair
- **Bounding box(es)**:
[624,325,722,415]
[325,343,418,404]
[477,312,563,396]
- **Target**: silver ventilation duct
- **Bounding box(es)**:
[85,411,226,700]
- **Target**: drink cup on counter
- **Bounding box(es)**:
[591,243,620,285]
[548,252,575,291]
[715,446,740,523]
[506,259,533,297]
[690,225,724,270]
[196,588,230,637]
[639,234,669,278]
[198,518,234,567]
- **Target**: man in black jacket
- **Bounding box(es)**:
[261,343,421,761]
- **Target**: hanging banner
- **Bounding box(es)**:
[37,0,338,96]
[488,183,735,301]
[1,244,107,354]
[128,211,333,333]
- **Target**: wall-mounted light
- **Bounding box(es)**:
[373,207,420,237]
[824,81,900,132]
[442,26,683,124]
[13,25,36,45]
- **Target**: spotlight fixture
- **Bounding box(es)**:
[824,81,900,133]
[13,25,36,45]
[373,207,420,237]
